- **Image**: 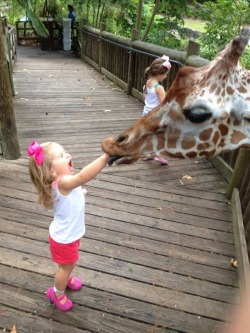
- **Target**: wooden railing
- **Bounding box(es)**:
[79,22,208,102]
[15,20,39,45]
[16,19,79,51]
[209,149,250,291]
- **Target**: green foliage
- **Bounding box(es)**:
[14,0,49,37]
[240,45,250,69]
[112,0,138,37]
[142,0,189,49]
[145,14,185,49]
[196,0,250,59]
[5,0,250,70]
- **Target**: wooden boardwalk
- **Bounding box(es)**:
[0,46,239,333]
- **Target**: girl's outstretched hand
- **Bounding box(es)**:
[58,153,110,193]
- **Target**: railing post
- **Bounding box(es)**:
[185,40,200,60]
[0,20,20,159]
[226,148,250,199]
[80,19,87,60]
[240,164,250,211]
[231,188,250,293]
[243,200,250,257]
[99,22,106,73]
[15,22,20,45]
[127,28,140,95]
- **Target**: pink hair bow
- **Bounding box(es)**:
[162,55,171,70]
[27,141,44,166]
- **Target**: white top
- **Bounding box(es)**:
[49,182,86,244]
[143,83,161,115]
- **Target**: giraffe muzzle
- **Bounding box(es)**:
[108,156,121,166]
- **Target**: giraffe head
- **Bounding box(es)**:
[102,28,250,165]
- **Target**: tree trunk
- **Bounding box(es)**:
[136,0,143,31]
[141,0,160,41]
[0,21,20,159]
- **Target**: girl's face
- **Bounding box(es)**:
[158,72,168,81]
[48,143,74,177]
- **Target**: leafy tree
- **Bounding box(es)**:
[196,0,250,59]
[142,0,189,48]
[5,0,49,37]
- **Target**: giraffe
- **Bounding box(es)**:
[102,28,250,165]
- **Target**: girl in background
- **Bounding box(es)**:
[142,55,171,165]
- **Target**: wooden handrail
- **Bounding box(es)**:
[79,22,209,103]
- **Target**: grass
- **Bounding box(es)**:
[184,18,207,33]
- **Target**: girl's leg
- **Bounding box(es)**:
[46,263,76,311]
[54,262,76,297]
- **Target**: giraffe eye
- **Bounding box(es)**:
[183,107,212,123]
[244,117,250,122]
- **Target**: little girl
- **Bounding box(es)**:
[142,55,171,165]
[27,141,109,312]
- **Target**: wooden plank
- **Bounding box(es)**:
[0,206,236,272]
[208,156,233,182]
[0,271,219,333]
[0,248,232,321]
[0,232,238,301]
[231,188,250,294]
[0,305,92,333]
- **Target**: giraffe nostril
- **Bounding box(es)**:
[116,135,128,143]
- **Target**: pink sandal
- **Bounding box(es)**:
[46,287,73,312]
[154,157,168,165]
[67,276,83,291]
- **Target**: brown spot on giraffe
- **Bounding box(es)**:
[227,87,235,95]
[218,139,225,148]
[186,151,197,158]
[181,136,196,150]
[233,119,241,126]
[174,152,185,158]
[167,128,181,149]
[199,128,213,141]
[231,130,247,144]
[197,143,211,151]
[218,124,229,136]
[238,85,247,94]
[199,149,216,157]
[212,131,220,145]
[216,87,221,95]
[209,83,217,93]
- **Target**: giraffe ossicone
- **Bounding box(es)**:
[102,28,250,165]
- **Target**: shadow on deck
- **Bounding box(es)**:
[0,46,239,333]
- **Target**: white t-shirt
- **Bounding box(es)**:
[49,183,86,244]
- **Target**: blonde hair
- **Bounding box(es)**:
[28,142,56,209]
[144,57,170,85]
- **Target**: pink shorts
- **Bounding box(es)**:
[49,235,80,264]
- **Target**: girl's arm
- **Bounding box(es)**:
[155,85,166,104]
[59,153,109,192]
